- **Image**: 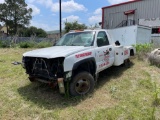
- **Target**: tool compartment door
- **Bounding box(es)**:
[114,46,124,66]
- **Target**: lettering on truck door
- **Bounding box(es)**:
[95,31,114,72]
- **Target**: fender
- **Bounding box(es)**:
[72,57,97,73]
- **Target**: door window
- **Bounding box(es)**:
[97,31,109,47]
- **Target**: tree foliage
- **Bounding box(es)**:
[0,0,32,35]
[64,21,87,33]
[18,26,47,37]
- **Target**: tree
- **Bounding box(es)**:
[64,21,87,33]
[88,23,101,29]
[36,28,47,37]
[0,0,32,35]
[18,26,47,38]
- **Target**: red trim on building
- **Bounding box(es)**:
[101,0,142,28]
[102,8,104,29]
[124,10,135,15]
[102,0,142,9]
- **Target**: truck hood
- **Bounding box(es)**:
[23,46,91,58]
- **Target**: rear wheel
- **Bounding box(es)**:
[69,71,95,96]
[124,59,130,67]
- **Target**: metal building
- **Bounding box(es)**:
[102,0,160,30]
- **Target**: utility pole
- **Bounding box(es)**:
[59,0,62,37]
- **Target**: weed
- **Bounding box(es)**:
[151,107,156,120]
[133,43,152,60]
[135,43,152,53]
[153,82,160,106]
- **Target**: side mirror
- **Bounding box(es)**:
[53,42,57,46]
[115,40,120,46]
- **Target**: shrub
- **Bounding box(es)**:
[19,41,35,48]
[0,41,2,47]
[0,40,10,48]
[133,43,153,60]
[18,41,52,48]
[134,43,152,53]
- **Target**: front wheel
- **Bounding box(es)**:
[69,72,95,96]
[28,76,36,82]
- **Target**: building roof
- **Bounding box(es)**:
[102,0,142,9]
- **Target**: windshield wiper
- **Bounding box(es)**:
[71,44,77,46]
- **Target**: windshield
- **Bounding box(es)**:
[55,31,95,46]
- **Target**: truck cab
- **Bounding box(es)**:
[22,29,135,96]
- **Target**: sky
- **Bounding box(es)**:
[0,0,131,31]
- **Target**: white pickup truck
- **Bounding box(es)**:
[22,29,135,96]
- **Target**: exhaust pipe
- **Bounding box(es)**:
[57,78,65,94]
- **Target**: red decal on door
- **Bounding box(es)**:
[99,61,109,68]
[124,50,128,55]
[75,52,92,58]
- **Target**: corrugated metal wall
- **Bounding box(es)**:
[103,0,160,29]
[151,35,160,45]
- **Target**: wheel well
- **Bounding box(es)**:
[130,49,134,56]
[72,59,96,77]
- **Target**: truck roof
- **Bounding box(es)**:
[68,29,108,33]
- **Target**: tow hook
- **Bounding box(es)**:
[58,78,65,94]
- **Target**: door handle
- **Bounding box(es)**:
[109,48,112,51]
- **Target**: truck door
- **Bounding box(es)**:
[95,31,114,72]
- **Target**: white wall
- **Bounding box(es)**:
[151,34,160,45]
[137,26,151,44]
[108,25,151,46]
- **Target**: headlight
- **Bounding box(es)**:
[22,56,25,68]
[21,62,25,68]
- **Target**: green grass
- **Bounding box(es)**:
[0,48,160,120]
[134,43,153,53]
[134,43,153,60]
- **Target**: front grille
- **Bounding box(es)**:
[23,57,64,81]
